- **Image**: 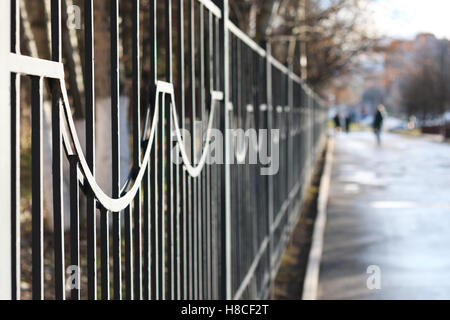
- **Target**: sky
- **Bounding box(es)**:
[371,0,450,40]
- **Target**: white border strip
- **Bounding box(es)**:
[302,139,334,300]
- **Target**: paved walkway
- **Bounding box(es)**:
[318,131,450,300]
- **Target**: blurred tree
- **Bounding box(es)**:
[229,0,376,91]
[400,39,450,121]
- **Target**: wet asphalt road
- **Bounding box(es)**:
[318,131,450,300]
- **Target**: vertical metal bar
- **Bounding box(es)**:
[124,205,133,299]
[206,11,213,300]
[189,0,198,300]
[175,121,181,300]
[149,0,158,301]
[10,0,20,301]
[176,0,186,300]
[150,0,157,86]
[212,16,220,299]
[265,43,274,286]
[187,172,193,300]
[165,0,175,300]
[167,96,175,300]
[110,0,122,301]
[308,93,311,169]
[217,0,232,300]
[150,123,159,300]
[198,3,205,300]
[132,0,142,300]
[187,167,193,299]
[166,0,173,83]
[10,75,20,301]
[50,0,65,300]
[157,93,166,299]
[11,0,19,57]
[31,76,44,300]
[69,156,80,300]
[50,0,62,67]
[171,0,181,299]
[287,68,293,224]
[143,162,150,300]
[84,0,97,300]
[101,208,110,300]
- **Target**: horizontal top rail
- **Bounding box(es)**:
[268,55,305,87]
[227,21,316,97]
[290,72,302,85]
[228,21,267,57]
[268,55,290,75]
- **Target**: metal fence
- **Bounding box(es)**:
[0,0,327,300]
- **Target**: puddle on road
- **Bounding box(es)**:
[343,183,361,194]
[371,201,450,209]
[371,201,417,209]
[339,170,385,187]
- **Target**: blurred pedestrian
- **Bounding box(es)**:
[345,112,353,134]
[373,105,386,145]
[334,113,342,132]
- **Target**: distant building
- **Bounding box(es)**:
[323,33,450,117]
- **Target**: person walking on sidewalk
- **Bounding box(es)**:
[373,104,386,145]
[334,112,342,133]
[345,111,354,134]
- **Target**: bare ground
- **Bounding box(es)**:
[272,146,326,300]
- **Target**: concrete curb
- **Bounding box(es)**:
[301,138,335,300]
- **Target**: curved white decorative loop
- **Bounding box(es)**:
[57,66,219,209]
[59,78,220,212]
[171,91,219,178]
[59,80,159,212]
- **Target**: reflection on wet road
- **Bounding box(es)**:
[318,131,450,300]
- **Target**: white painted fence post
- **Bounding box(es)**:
[0,0,12,300]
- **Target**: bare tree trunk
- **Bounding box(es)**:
[62,0,85,119]
[21,0,56,230]
[93,1,132,196]
[93,0,113,196]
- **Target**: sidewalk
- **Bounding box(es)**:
[318,131,450,300]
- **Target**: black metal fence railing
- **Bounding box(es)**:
[0,0,327,300]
